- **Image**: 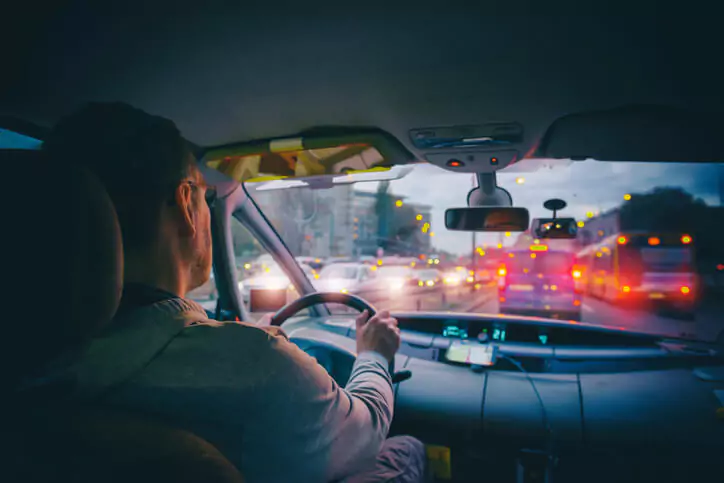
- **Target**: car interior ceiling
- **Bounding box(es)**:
[4,6,724,483]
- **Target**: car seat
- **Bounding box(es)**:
[1,149,243,483]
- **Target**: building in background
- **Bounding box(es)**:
[252,185,433,259]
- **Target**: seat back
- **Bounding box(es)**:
[1,149,242,482]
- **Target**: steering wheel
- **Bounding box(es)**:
[270,292,411,383]
[270,292,377,326]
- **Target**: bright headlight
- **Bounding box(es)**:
[389,278,405,290]
[443,275,459,285]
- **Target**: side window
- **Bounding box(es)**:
[231,216,309,321]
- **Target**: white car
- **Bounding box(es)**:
[313,263,377,295]
[375,265,416,291]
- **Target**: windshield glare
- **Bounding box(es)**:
[244,160,724,343]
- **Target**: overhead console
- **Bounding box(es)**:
[410,123,524,173]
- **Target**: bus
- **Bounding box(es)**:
[577,232,697,316]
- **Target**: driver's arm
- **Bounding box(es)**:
[252,328,394,482]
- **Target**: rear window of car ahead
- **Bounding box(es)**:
[507,252,575,274]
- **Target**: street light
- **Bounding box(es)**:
[577,221,585,228]
[515,177,525,184]
[416,214,423,221]
[504,232,511,237]
[395,200,403,207]
[586,211,594,218]
[623,194,632,201]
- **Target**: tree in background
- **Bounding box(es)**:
[619,187,707,232]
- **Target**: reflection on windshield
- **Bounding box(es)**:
[244,161,724,343]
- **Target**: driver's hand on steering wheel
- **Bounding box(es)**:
[355,310,401,364]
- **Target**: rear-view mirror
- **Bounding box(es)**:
[533,217,578,239]
[202,127,416,186]
[445,207,530,232]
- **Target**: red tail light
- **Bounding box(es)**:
[680,286,691,295]
[498,265,507,291]
[681,235,692,244]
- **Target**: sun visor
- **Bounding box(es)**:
[535,105,724,162]
[201,126,417,187]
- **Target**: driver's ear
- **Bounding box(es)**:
[174,183,196,237]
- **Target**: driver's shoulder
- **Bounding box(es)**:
[176,317,292,357]
[185,318,288,338]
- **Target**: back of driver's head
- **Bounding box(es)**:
[43,102,194,251]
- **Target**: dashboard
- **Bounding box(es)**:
[282,311,724,482]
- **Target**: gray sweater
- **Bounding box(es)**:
[70,297,394,483]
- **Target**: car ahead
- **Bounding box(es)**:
[498,246,582,321]
[440,266,472,287]
[295,256,325,271]
[313,262,377,295]
[414,269,441,289]
[248,253,275,274]
[374,265,417,292]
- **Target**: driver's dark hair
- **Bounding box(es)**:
[43,102,195,251]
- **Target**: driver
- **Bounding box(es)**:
[44,103,428,483]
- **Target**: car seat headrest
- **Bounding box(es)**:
[3,150,123,389]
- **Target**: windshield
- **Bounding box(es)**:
[247,160,724,342]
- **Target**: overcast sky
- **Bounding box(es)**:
[356,161,723,255]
